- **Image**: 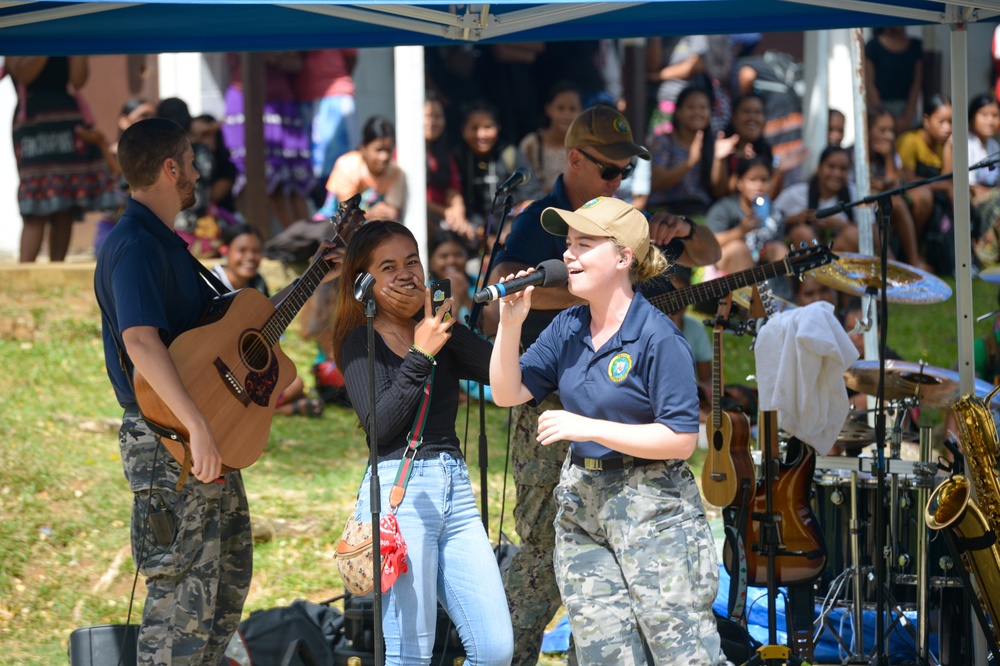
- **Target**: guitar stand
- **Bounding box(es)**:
[742,411,807,666]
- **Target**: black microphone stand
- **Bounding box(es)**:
[465,192,515,531]
[354,272,384,666]
[813,156,1000,664]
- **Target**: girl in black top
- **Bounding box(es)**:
[329,221,513,666]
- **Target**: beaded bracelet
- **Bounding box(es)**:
[409,345,436,364]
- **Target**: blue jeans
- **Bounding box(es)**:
[355,453,514,666]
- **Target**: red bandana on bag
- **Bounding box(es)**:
[380,513,408,592]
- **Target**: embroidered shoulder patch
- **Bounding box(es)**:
[608,352,632,382]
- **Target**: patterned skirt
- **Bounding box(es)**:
[222,86,315,199]
[13,93,117,218]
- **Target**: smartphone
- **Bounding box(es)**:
[752,195,771,221]
[429,278,452,321]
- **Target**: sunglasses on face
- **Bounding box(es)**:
[578,149,636,181]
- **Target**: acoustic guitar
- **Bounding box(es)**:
[133,195,365,481]
[700,294,754,508]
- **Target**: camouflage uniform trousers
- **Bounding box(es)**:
[120,410,254,666]
[502,395,575,666]
[553,457,728,666]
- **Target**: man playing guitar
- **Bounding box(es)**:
[94,118,343,664]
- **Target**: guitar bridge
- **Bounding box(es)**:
[214,358,251,407]
[710,472,727,481]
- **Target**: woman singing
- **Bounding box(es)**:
[489,197,726,665]
[329,221,513,666]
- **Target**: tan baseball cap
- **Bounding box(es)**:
[564,106,651,161]
[541,197,650,263]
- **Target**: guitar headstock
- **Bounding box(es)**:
[786,243,837,278]
[327,193,366,248]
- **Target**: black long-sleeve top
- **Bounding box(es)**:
[341,323,492,462]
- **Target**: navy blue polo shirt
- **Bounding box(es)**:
[518,291,699,460]
[95,198,216,408]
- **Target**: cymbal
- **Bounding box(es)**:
[979,265,1000,285]
[837,418,876,450]
[844,359,1000,409]
[811,252,952,304]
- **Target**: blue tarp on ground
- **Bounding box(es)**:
[541,563,941,664]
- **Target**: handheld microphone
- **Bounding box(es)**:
[495,168,531,197]
[473,259,568,303]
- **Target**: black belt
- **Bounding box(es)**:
[570,454,660,471]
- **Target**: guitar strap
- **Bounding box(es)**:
[187,253,230,297]
[724,480,753,624]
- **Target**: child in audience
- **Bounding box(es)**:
[647,85,738,217]
[518,81,582,193]
[707,157,802,273]
[454,100,542,248]
[867,104,930,271]
[896,95,953,239]
[775,146,860,253]
[322,115,407,221]
[828,109,846,146]
[425,94,472,242]
[966,94,1000,266]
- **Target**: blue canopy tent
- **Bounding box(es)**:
[0,0,957,54]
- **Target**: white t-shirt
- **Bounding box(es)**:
[969,135,1000,187]
[774,181,858,225]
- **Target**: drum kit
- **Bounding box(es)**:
[792,253,978,661]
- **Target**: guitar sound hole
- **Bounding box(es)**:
[239,331,271,372]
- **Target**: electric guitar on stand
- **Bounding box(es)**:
[701,294,754,508]
[133,195,365,485]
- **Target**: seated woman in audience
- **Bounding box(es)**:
[774,146,861,254]
[707,157,808,274]
[322,115,407,221]
[454,99,542,249]
[425,93,473,242]
[896,95,953,248]
[867,104,931,271]
[717,93,797,198]
[212,223,322,417]
[647,85,737,217]
[518,81,582,193]
[965,93,1000,266]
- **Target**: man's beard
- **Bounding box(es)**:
[177,177,197,211]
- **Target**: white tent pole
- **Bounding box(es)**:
[849,27,879,365]
[802,29,828,179]
[393,46,427,264]
[951,16,975,399]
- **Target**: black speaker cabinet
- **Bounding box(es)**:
[68,624,139,666]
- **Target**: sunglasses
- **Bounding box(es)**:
[578,149,636,181]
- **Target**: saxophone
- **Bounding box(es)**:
[925,386,1000,646]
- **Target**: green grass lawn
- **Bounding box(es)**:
[0,272,992,663]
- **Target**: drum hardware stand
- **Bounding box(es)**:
[743,410,807,666]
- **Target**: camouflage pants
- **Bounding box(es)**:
[502,396,574,666]
[120,411,253,666]
[553,458,727,666]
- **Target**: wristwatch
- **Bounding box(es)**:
[679,217,697,241]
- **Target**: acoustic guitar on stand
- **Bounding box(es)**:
[133,195,365,485]
[701,294,754,508]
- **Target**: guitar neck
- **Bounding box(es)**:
[648,259,788,314]
[261,259,331,346]
[712,327,722,430]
